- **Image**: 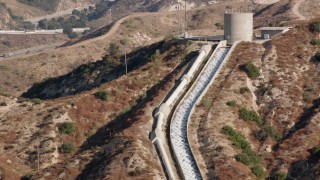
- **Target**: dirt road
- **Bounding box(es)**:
[0,42,65,60]
[292,0,307,20]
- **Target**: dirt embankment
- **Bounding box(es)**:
[190,22,320,179]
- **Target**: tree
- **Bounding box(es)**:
[63,26,72,35]
[94,90,109,101]
[59,143,75,154]
[108,43,120,57]
[58,122,76,134]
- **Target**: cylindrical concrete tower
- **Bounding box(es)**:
[224,12,253,45]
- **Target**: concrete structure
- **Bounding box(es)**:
[151,45,212,180]
[260,27,292,39]
[224,12,253,45]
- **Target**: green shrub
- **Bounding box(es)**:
[58,122,76,134]
[59,143,75,154]
[251,165,266,179]
[150,49,161,62]
[226,100,238,107]
[21,173,33,180]
[310,21,320,32]
[239,108,262,125]
[222,126,251,150]
[94,90,109,101]
[240,87,250,94]
[2,40,12,47]
[244,62,260,78]
[310,145,320,157]
[257,126,282,141]
[120,39,128,45]
[202,98,212,108]
[311,39,320,45]
[271,172,287,180]
[235,150,261,166]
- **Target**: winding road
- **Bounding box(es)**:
[292,0,307,20]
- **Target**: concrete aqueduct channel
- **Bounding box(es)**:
[151,40,239,180]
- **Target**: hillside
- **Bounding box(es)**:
[0,38,199,179]
[189,20,320,179]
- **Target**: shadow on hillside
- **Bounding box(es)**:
[274,98,320,150]
[75,51,197,179]
[287,151,320,179]
[22,39,190,100]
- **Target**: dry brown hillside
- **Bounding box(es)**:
[0,38,199,179]
[189,21,320,179]
[0,2,250,97]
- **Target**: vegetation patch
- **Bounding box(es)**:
[244,61,260,78]
[94,90,109,101]
[239,107,262,125]
[309,21,320,33]
[59,143,75,154]
[270,172,287,180]
[240,87,250,94]
[226,100,238,107]
[311,39,320,45]
[255,125,282,141]
[251,165,266,179]
[222,126,266,178]
[222,126,250,150]
[21,173,33,180]
[58,122,76,134]
[17,0,59,12]
[235,150,262,166]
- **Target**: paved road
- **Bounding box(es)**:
[292,0,307,20]
[26,4,95,23]
[0,42,65,60]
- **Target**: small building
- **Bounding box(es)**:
[260,27,292,39]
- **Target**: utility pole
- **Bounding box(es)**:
[125,48,127,75]
[37,137,40,172]
[109,8,112,22]
[185,1,187,32]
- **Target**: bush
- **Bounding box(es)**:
[239,108,262,125]
[222,126,251,150]
[0,102,7,106]
[1,40,11,47]
[150,49,161,62]
[240,87,250,94]
[271,172,287,180]
[58,122,76,134]
[311,39,320,45]
[226,100,237,107]
[235,150,261,166]
[21,173,33,180]
[251,165,266,179]
[202,98,212,108]
[310,145,320,157]
[59,143,75,154]
[313,52,320,63]
[94,90,109,101]
[244,62,260,78]
[310,21,320,32]
[256,126,282,141]
[120,39,128,45]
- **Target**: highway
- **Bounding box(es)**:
[0,42,65,60]
[26,4,95,24]
[170,47,230,180]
